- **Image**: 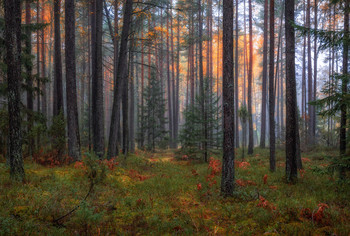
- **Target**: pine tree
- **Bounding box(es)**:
[138,69,167,151]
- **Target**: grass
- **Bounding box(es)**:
[0,148,350,235]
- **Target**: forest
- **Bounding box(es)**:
[0,0,349,234]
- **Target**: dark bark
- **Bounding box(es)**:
[260,0,268,148]
[41,4,47,120]
[235,0,239,148]
[247,0,254,154]
[92,0,105,158]
[5,0,25,180]
[65,0,81,160]
[53,0,64,117]
[166,10,173,147]
[108,0,133,158]
[129,40,135,153]
[340,0,349,157]
[285,0,298,182]
[198,0,207,162]
[269,0,275,171]
[221,0,235,197]
[306,0,313,145]
[25,0,34,156]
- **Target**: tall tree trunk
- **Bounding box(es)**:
[92,0,105,158]
[36,0,40,118]
[107,0,133,158]
[306,0,313,145]
[247,0,254,154]
[53,0,64,117]
[25,0,34,156]
[129,39,135,153]
[301,0,306,138]
[41,3,47,120]
[198,0,208,162]
[170,4,176,148]
[313,0,317,140]
[166,9,173,147]
[175,13,180,149]
[5,0,25,180]
[285,0,298,182]
[340,0,349,158]
[235,0,240,148]
[140,29,144,148]
[269,0,275,171]
[65,0,81,160]
[260,0,268,148]
[221,0,235,197]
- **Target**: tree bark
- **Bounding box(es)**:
[221,0,235,197]
[65,0,81,160]
[92,0,105,158]
[247,0,254,154]
[269,0,275,171]
[25,0,34,156]
[260,0,268,148]
[108,0,133,158]
[53,0,64,117]
[5,0,25,181]
[285,0,298,182]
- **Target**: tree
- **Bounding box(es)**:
[340,0,349,177]
[198,0,208,161]
[65,0,81,160]
[247,0,254,155]
[221,0,235,196]
[53,0,64,117]
[25,0,34,156]
[260,0,268,148]
[139,69,167,151]
[269,0,275,171]
[108,0,133,158]
[91,0,105,158]
[285,0,298,182]
[4,0,25,180]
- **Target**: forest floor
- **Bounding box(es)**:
[1,147,350,235]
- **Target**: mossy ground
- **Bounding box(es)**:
[0,148,349,235]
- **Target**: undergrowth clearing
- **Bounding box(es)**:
[0,148,349,235]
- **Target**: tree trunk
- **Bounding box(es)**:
[235,0,239,148]
[53,0,64,117]
[166,10,173,147]
[5,0,25,180]
[65,0,81,160]
[41,3,47,120]
[198,0,207,162]
[221,0,235,197]
[306,0,313,145]
[340,0,349,158]
[260,0,268,148]
[285,0,298,182]
[269,0,275,171]
[92,0,105,158]
[107,0,133,158]
[25,0,34,156]
[247,0,254,154]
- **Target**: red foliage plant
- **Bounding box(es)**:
[235,179,257,187]
[128,169,151,181]
[300,203,330,225]
[257,196,276,211]
[263,174,268,185]
[197,183,202,191]
[33,148,73,167]
[235,161,251,169]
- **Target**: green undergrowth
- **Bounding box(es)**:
[0,148,349,235]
